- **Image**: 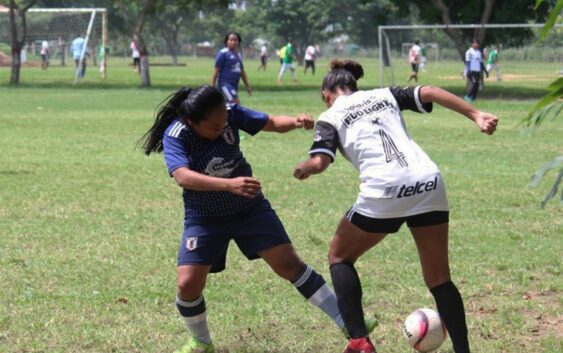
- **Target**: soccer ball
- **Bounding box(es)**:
[403,308,447,352]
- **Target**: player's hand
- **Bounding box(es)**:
[475,112,498,135]
[247,87,252,96]
[293,161,311,180]
[295,114,314,130]
[227,177,261,198]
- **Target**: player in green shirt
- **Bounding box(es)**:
[486,45,501,81]
[277,40,297,83]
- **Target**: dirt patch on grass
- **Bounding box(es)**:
[522,290,562,339]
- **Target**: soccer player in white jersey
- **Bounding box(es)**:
[140,85,375,353]
[294,60,498,353]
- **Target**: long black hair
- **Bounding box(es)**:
[321,59,364,94]
[140,85,225,155]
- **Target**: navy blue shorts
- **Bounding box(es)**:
[218,83,239,102]
[178,199,291,273]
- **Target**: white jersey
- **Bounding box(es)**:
[465,47,482,73]
[309,86,448,218]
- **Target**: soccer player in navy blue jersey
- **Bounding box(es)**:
[140,85,353,353]
[212,32,252,104]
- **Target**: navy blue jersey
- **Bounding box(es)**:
[215,48,243,88]
[163,104,268,220]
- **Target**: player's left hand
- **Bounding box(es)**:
[294,161,311,180]
[295,114,314,130]
[475,112,498,135]
[247,87,252,96]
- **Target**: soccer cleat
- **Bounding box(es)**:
[342,337,377,353]
[173,337,215,353]
[342,318,378,339]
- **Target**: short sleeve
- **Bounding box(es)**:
[389,86,433,114]
[162,122,190,174]
[214,51,225,69]
[308,120,339,162]
[229,104,268,135]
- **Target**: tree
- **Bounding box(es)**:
[114,0,155,87]
[395,0,553,60]
[521,0,563,207]
[7,0,38,85]
[148,0,228,65]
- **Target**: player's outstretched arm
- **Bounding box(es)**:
[294,154,332,180]
[172,167,261,198]
[419,86,499,135]
[263,113,314,133]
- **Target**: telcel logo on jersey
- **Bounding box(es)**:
[397,176,438,198]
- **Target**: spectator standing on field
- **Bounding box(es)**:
[258,42,268,71]
[40,40,49,70]
[71,34,86,78]
[303,44,317,75]
[407,40,421,82]
[464,39,488,102]
[131,39,140,74]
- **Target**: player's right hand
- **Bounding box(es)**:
[228,177,261,198]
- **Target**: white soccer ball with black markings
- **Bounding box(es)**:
[403,308,447,352]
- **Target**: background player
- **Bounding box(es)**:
[212,32,252,104]
[294,60,498,353]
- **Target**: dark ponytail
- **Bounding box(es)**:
[139,85,225,155]
[321,59,364,93]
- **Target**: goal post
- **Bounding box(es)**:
[0,7,108,82]
[378,23,563,87]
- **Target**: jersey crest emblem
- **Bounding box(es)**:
[222,126,236,145]
[186,237,198,251]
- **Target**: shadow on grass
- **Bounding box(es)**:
[0,81,549,99]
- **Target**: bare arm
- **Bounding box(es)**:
[240,69,252,96]
[420,86,498,135]
[293,154,332,180]
[211,67,220,87]
[262,113,314,133]
[171,167,261,198]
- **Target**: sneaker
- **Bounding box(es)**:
[342,318,378,339]
[173,337,215,353]
[463,95,473,103]
[342,337,377,353]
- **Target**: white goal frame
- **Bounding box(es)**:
[377,23,561,87]
[0,7,108,82]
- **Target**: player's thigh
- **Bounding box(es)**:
[329,216,387,265]
[409,222,450,288]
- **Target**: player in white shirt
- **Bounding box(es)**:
[407,40,421,82]
[304,44,317,75]
[294,60,498,353]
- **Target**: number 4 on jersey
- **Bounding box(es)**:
[379,129,408,167]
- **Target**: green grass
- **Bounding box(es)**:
[0,58,561,353]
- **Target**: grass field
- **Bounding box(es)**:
[0,57,561,353]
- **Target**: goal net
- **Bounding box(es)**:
[0,8,108,83]
[377,23,562,92]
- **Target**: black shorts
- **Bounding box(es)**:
[411,63,419,73]
[347,209,449,234]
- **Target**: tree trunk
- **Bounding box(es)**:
[140,55,151,86]
[431,0,469,61]
[10,48,21,85]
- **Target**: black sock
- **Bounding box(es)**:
[430,281,470,353]
[330,262,367,338]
